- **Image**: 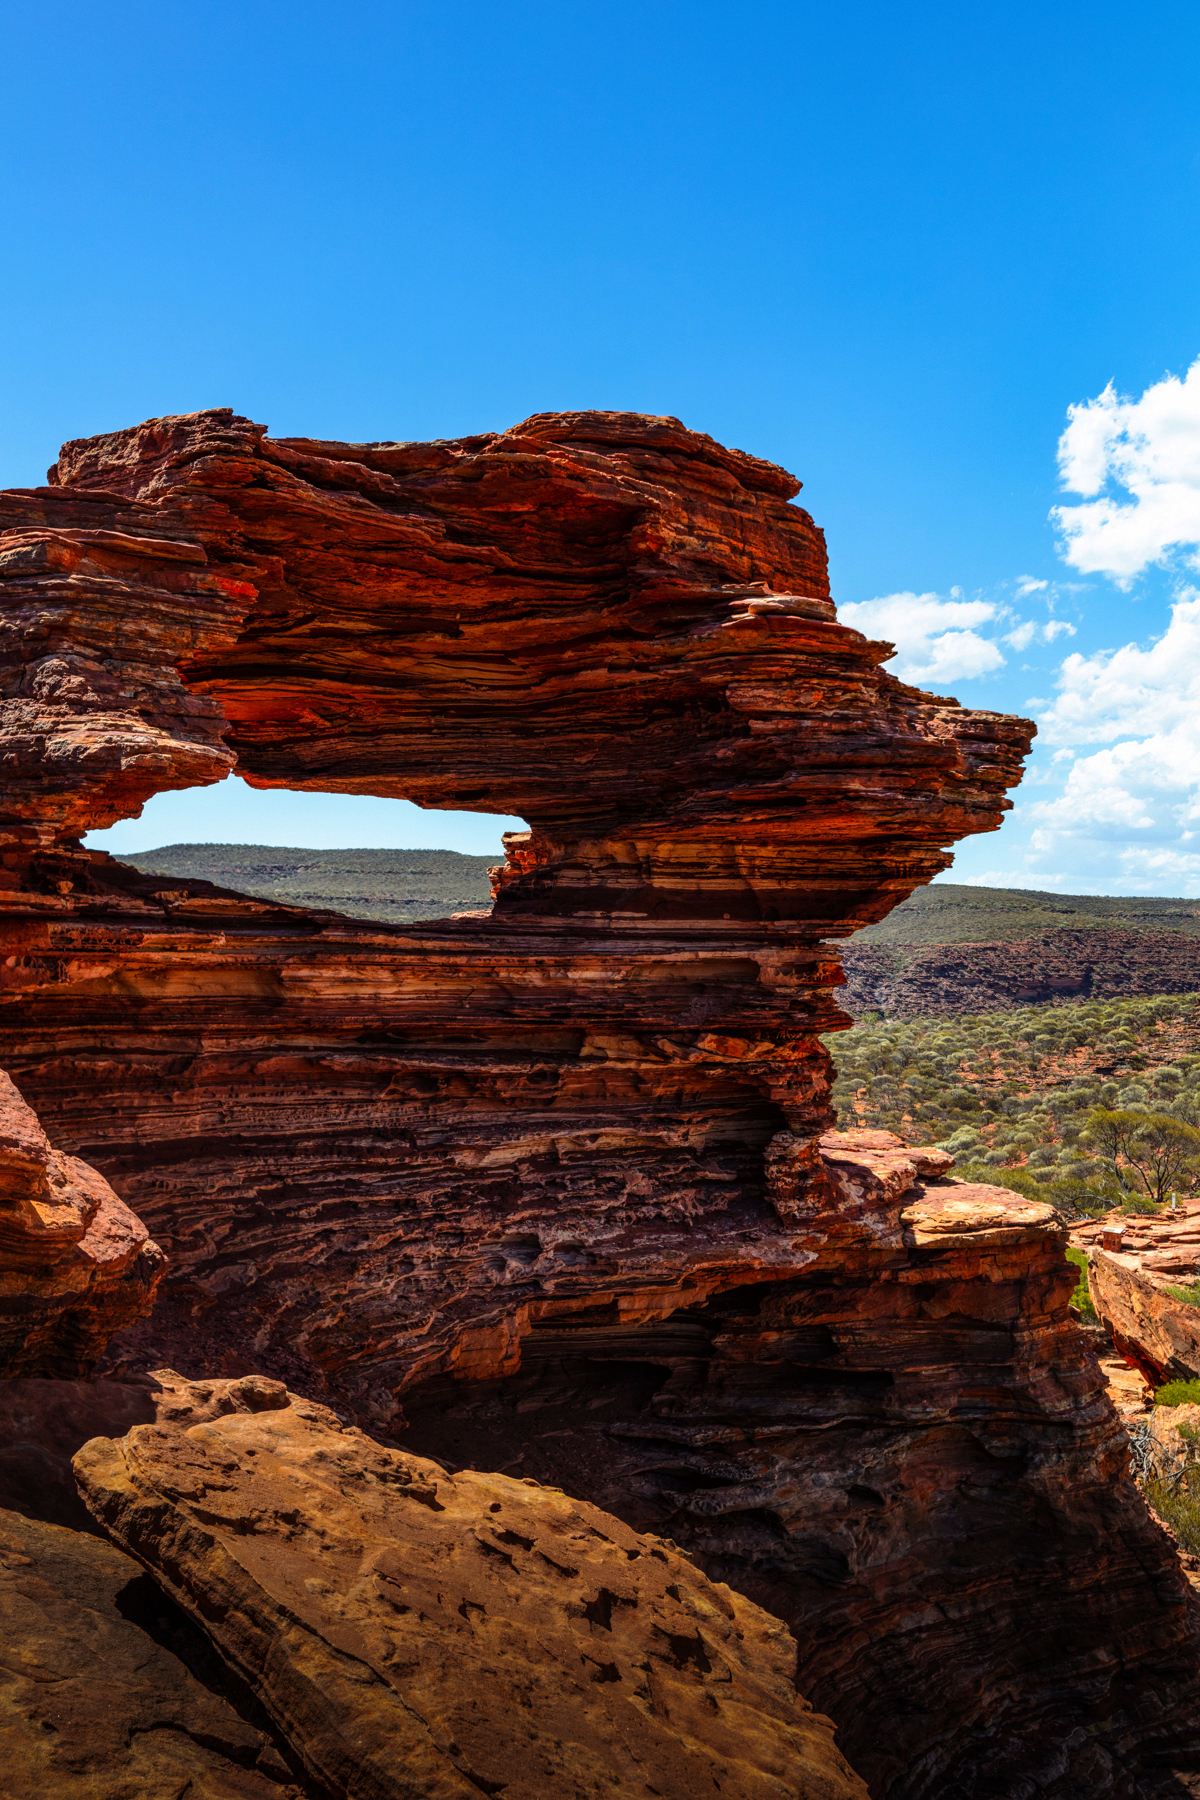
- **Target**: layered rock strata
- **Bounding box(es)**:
[3,410,1199,1793]
[1088,1245,1200,1387]
[0,1068,162,1378]
[399,1131,1200,1798]
[74,1373,868,1800]
[0,407,1031,1417]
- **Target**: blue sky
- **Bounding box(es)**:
[4,3,1200,884]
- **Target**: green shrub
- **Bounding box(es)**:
[950,1162,1047,1202]
[1121,1191,1163,1215]
[1065,1247,1097,1322]
[1164,1284,1200,1309]
[1154,1380,1200,1407]
[1144,1477,1200,1551]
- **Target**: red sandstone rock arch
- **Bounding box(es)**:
[7,408,1028,923]
[9,412,1200,1798]
[0,405,1034,1400]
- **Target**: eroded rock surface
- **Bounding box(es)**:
[0,1070,162,1378]
[0,408,1032,1416]
[1088,1246,1200,1387]
[399,1130,1200,1798]
[0,1504,310,1799]
[74,1377,868,1800]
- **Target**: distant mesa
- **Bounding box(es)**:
[122,842,497,923]
[842,881,1200,1019]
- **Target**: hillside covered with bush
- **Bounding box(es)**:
[827,990,1200,1213]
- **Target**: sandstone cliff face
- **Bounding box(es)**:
[0,407,1031,1419]
[399,1133,1200,1799]
[1088,1245,1200,1387]
[0,1069,162,1378]
[2,410,1198,1795]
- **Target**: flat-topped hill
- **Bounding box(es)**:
[851,882,1200,946]
[120,843,497,923]
[842,884,1200,1019]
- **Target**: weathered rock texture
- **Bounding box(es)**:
[1088,1243,1200,1387]
[0,406,1032,1414]
[0,1503,312,1799]
[2,410,1199,1794]
[0,1068,162,1378]
[74,1374,868,1800]
[399,1132,1200,1798]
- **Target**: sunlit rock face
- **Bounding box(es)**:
[1088,1235,1200,1385]
[73,1371,870,1800]
[3,409,1200,1794]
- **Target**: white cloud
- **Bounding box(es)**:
[1039,591,1200,745]
[839,588,1074,684]
[839,591,1006,684]
[1052,358,1200,581]
[1016,592,1200,893]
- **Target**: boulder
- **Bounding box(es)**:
[1088,1249,1200,1386]
[0,1503,310,1798]
[74,1375,867,1800]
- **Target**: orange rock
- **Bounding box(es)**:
[0,1070,162,1377]
[1089,1248,1200,1386]
[74,1375,869,1800]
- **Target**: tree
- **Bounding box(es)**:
[1080,1109,1200,1206]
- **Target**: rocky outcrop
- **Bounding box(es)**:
[0,407,1032,1419]
[1088,1246,1200,1387]
[0,1069,162,1378]
[74,1373,868,1800]
[399,1131,1200,1799]
[0,1502,311,1799]
[4,410,1200,1794]
[842,928,1200,1019]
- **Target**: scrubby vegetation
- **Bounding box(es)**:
[122,844,498,923]
[826,991,1200,1215]
[1065,1248,1098,1322]
[1143,1477,1200,1551]
[1156,1381,1200,1407]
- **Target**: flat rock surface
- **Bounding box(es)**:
[74,1378,867,1800]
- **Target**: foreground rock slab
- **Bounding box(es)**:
[74,1377,867,1800]
[0,1504,310,1799]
